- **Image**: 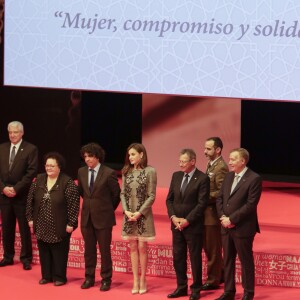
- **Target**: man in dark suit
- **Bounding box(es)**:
[0,121,38,270]
[215,148,262,300]
[78,143,120,292]
[166,148,209,300]
[202,137,228,290]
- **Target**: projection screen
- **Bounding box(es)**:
[4,0,300,101]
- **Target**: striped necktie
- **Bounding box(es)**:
[9,146,16,170]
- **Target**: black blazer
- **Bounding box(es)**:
[26,173,80,239]
[0,140,38,205]
[78,164,121,230]
[216,168,262,238]
[166,168,210,234]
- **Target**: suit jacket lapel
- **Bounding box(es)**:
[14,141,25,160]
[226,172,235,198]
[182,168,199,198]
[230,169,249,195]
[205,162,210,174]
[207,160,218,173]
[82,165,104,196]
[81,167,90,195]
[175,173,183,193]
[206,157,222,174]
[93,165,104,188]
[4,144,11,170]
[173,172,184,201]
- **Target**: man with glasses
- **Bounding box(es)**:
[166,149,209,300]
[0,121,38,270]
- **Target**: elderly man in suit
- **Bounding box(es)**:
[166,148,209,300]
[0,121,38,270]
[78,143,120,292]
[202,137,228,290]
[215,148,262,300]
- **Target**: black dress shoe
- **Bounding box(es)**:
[39,279,52,285]
[167,288,188,298]
[190,292,200,300]
[215,292,235,300]
[201,283,219,290]
[23,263,32,270]
[242,293,254,300]
[81,279,95,289]
[100,281,111,291]
[54,281,66,286]
[0,259,14,267]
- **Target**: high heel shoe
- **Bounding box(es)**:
[132,281,139,294]
[139,288,147,294]
[139,279,147,294]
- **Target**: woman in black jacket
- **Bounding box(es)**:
[26,152,80,286]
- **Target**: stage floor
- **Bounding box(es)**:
[1,182,300,290]
[1,264,300,300]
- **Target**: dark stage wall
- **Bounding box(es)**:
[0,87,81,178]
[81,91,142,171]
[0,87,142,179]
[2,86,299,184]
[241,100,300,183]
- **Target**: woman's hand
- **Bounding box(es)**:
[66,225,74,233]
[125,210,141,222]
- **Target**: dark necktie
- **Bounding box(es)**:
[230,175,239,194]
[89,169,95,193]
[181,174,189,195]
[206,163,212,174]
[9,146,16,169]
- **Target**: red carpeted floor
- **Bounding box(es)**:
[0,182,299,299]
[0,263,300,300]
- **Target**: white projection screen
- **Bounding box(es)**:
[4,0,300,101]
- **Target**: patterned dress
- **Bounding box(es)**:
[121,166,157,241]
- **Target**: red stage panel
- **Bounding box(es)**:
[1,184,299,289]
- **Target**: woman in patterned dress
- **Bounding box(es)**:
[26,152,80,286]
[121,143,157,294]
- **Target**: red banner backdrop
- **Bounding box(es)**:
[1,233,299,288]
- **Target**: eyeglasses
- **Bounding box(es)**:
[45,164,58,168]
[179,160,191,165]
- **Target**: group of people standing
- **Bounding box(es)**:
[0,120,262,300]
[166,139,262,300]
[0,121,156,294]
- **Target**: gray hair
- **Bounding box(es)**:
[179,148,196,160]
[230,148,249,164]
[8,121,24,133]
